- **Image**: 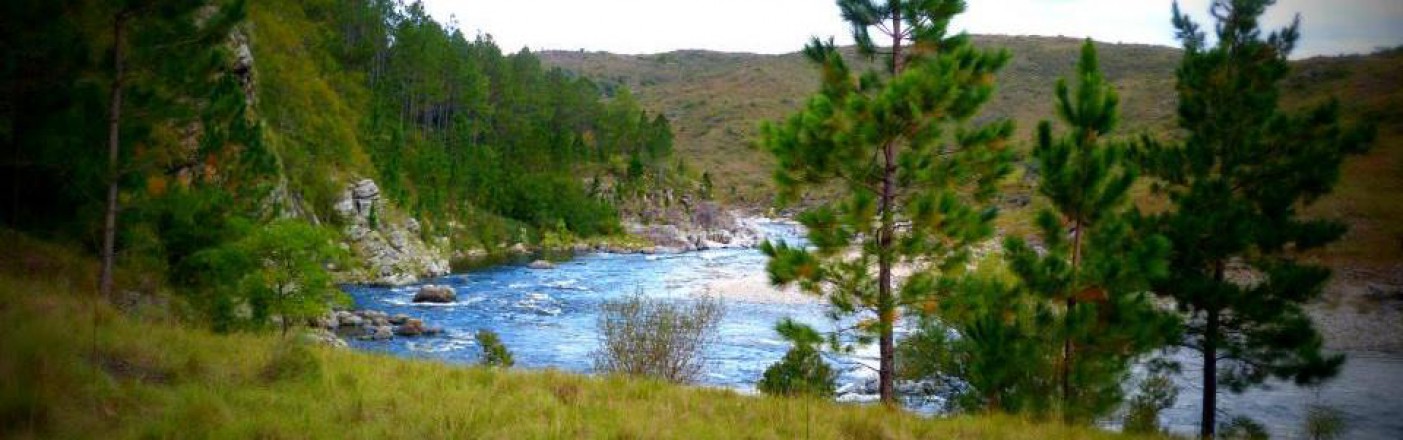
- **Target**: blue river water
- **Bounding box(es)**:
[342,222,862,392]
[344,222,1403,439]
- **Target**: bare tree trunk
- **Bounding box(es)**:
[99,13,127,301]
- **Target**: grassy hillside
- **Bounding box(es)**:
[540,36,1182,207]
[0,230,1151,439]
[541,38,1403,268]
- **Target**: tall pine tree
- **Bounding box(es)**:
[760,0,1013,404]
[1139,1,1374,436]
[1002,40,1176,422]
[97,0,248,299]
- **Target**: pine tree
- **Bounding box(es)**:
[1002,40,1176,422]
[760,0,1014,404]
[1139,1,1374,436]
[97,0,247,299]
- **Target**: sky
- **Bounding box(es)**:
[420,0,1403,59]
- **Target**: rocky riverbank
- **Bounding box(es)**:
[302,307,444,348]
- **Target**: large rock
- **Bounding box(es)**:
[528,259,556,270]
[412,285,456,303]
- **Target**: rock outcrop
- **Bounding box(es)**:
[334,178,450,285]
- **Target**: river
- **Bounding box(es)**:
[343,222,1402,439]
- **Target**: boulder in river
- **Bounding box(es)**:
[388,313,410,325]
[413,285,456,303]
[528,259,556,270]
[394,319,427,336]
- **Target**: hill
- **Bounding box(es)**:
[540,36,1184,206]
[540,37,1401,266]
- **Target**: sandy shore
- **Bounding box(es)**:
[701,272,819,305]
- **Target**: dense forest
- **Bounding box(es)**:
[1,0,682,322]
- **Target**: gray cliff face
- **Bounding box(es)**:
[333,178,450,286]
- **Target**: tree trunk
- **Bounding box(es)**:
[1202,307,1219,438]
[1063,215,1083,420]
[874,6,905,406]
[1201,261,1225,438]
[99,13,127,301]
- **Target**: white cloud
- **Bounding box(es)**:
[421,0,1403,57]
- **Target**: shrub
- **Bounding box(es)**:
[188,219,349,333]
[1122,373,1177,434]
[757,319,836,397]
[593,292,724,384]
[1219,416,1270,440]
[475,329,514,368]
[1304,404,1347,440]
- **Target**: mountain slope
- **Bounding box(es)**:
[541,37,1402,268]
[541,36,1183,206]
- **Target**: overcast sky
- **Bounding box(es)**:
[420,0,1403,58]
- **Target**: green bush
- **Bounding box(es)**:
[1219,416,1270,440]
[475,330,514,368]
[1304,404,1347,440]
[189,219,349,333]
[757,320,835,397]
[1122,374,1177,434]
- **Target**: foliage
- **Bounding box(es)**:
[1303,404,1347,440]
[593,292,724,384]
[0,0,273,288]
[475,329,514,368]
[757,319,837,398]
[189,219,349,334]
[760,0,1015,403]
[1122,374,1177,435]
[998,40,1177,422]
[1136,0,1375,436]
[1218,416,1270,440]
[903,273,1055,414]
